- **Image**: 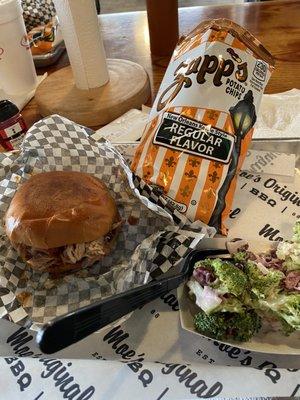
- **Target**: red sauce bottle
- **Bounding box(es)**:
[0,100,27,151]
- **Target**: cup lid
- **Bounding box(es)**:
[0,0,23,24]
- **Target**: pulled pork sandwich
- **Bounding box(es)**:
[5,171,122,274]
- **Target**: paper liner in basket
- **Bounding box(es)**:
[0,115,215,330]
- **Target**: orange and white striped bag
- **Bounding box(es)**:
[132,19,274,234]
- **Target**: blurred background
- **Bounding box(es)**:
[100,0,250,13]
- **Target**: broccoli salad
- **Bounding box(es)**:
[187,221,300,342]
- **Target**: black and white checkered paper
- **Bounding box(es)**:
[22,0,56,32]
[0,115,214,330]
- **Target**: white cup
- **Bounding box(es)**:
[0,0,37,95]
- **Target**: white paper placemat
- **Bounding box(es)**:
[0,90,299,399]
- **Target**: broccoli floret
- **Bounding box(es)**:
[245,261,284,299]
[293,220,300,243]
[232,251,247,263]
[284,238,300,271]
[276,220,300,271]
[284,254,300,271]
[214,296,245,314]
[276,242,300,271]
[194,309,261,342]
[259,293,300,331]
[208,259,248,297]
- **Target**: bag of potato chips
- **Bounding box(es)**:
[132,19,274,234]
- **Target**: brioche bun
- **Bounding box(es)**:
[5,171,120,250]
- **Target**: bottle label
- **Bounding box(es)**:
[0,118,27,151]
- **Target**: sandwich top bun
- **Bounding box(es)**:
[5,171,120,249]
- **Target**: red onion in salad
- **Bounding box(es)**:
[193,267,215,286]
[255,253,284,270]
[284,271,300,291]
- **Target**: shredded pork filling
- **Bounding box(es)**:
[14,221,122,271]
[61,238,107,264]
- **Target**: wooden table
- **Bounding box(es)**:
[23,0,300,128]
